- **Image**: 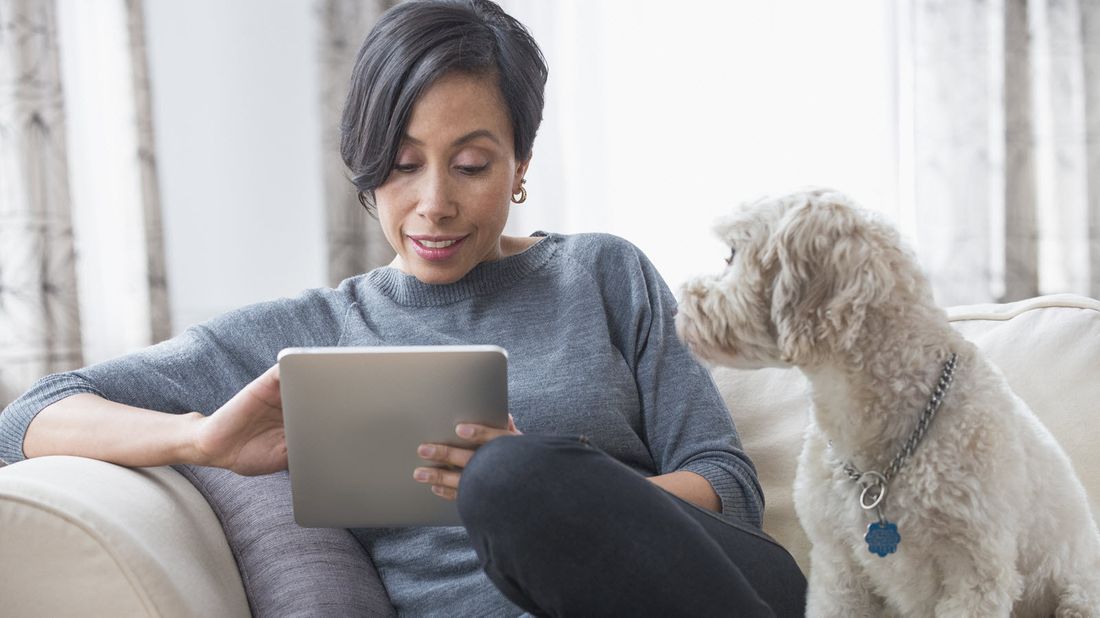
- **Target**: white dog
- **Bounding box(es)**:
[675,189,1100,616]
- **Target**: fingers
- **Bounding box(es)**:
[455,420,518,444]
[415,418,521,501]
[412,465,462,501]
[413,423,510,473]
[245,363,282,409]
[414,442,472,502]
[417,443,474,469]
[255,362,280,385]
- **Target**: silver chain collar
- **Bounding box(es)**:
[841,352,959,511]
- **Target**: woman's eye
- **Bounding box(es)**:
[725,247,737,265]
[457,164,489,175]
[393,163,419,173]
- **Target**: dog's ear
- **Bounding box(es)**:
[768,196,896,365]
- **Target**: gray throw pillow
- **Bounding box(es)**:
[173,464,394,617]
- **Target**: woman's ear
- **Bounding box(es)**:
[514,157,531,193]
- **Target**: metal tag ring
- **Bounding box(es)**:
[858,471,887,510]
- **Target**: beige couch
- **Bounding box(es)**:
[1,293,1097,616]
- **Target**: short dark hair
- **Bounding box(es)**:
[340,0,548,214]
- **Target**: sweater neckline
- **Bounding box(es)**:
[366,232,557,306]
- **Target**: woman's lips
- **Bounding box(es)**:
[408,235,468,262]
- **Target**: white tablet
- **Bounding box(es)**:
[277,345,508,527]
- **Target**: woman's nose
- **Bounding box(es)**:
[415,171,458,222]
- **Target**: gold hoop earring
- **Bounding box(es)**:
[511,179,527,204]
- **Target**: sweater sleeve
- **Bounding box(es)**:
[602,238,765,527]
[0,287,353,465]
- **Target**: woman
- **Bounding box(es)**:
[0,0,805,615]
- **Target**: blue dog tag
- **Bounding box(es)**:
[865,521,900,557]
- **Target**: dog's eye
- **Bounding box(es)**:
[724,247,737,266]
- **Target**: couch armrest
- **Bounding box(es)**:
[0,456,250,618]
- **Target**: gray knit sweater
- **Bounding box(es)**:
[0,231,763,615]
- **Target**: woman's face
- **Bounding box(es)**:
[375,71,528,285]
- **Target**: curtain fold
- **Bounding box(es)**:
[125,0,171,344]
[909,0,1100,304]
[1082,1,1100,296]
[1004,0,1039,300]
[0,0,170,410]
[318,0,397,286]
[0,0,84,408]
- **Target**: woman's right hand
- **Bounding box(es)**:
[191,364,287,475]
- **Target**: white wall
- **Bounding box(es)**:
[143,0,327,335]
[499,0,899,295]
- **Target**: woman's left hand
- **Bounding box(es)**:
[414,414,521,500]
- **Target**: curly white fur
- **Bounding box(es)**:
[676,189,1100,617]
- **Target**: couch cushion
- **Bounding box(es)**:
[173,465,396,618]
[713,293,1100,573]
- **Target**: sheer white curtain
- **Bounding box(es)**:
[904,0,1100,304]
[0,0,84,410]
[498,0,1099,304]
[319,0,397,286]
[0,0,169,411]
[57,0,172,360]
[497,0,900,296]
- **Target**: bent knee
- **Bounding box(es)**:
[458,434,592,522]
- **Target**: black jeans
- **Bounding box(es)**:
[457,434,807,617]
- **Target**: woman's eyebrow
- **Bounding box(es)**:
[402,129,501,147]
